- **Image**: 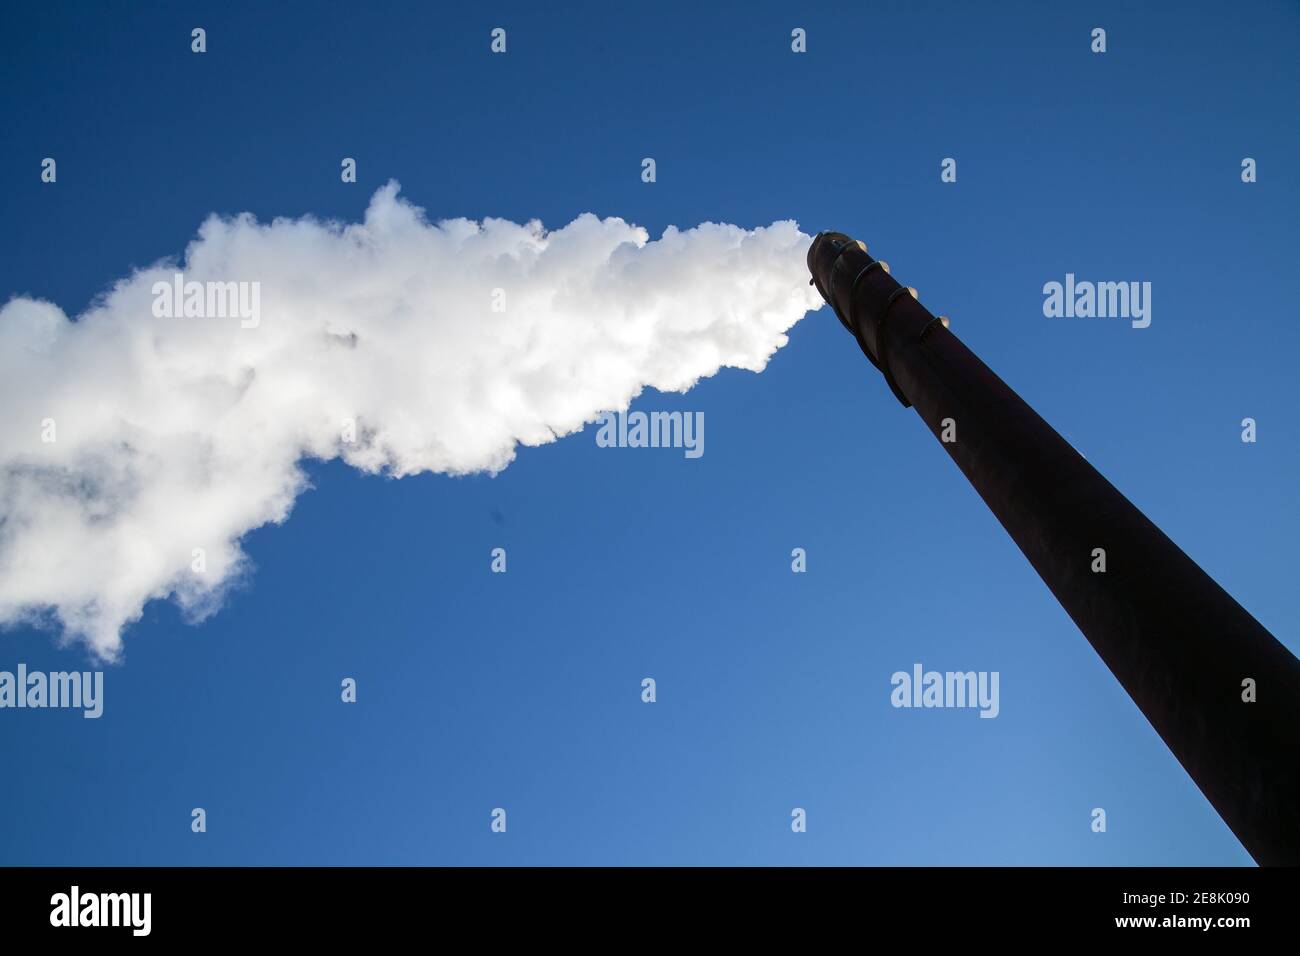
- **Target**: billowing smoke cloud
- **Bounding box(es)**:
[0,182,822,659]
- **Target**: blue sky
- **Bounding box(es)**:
[1,0,1296,865]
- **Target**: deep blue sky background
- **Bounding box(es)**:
[1,0,1296,865]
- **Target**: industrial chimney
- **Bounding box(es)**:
[807,231,1300,866]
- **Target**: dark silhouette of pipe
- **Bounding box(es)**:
[807,231,1300,866]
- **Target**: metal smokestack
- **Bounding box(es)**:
[808,231,1300,866]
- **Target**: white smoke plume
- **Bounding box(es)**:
[0,182,822,660]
